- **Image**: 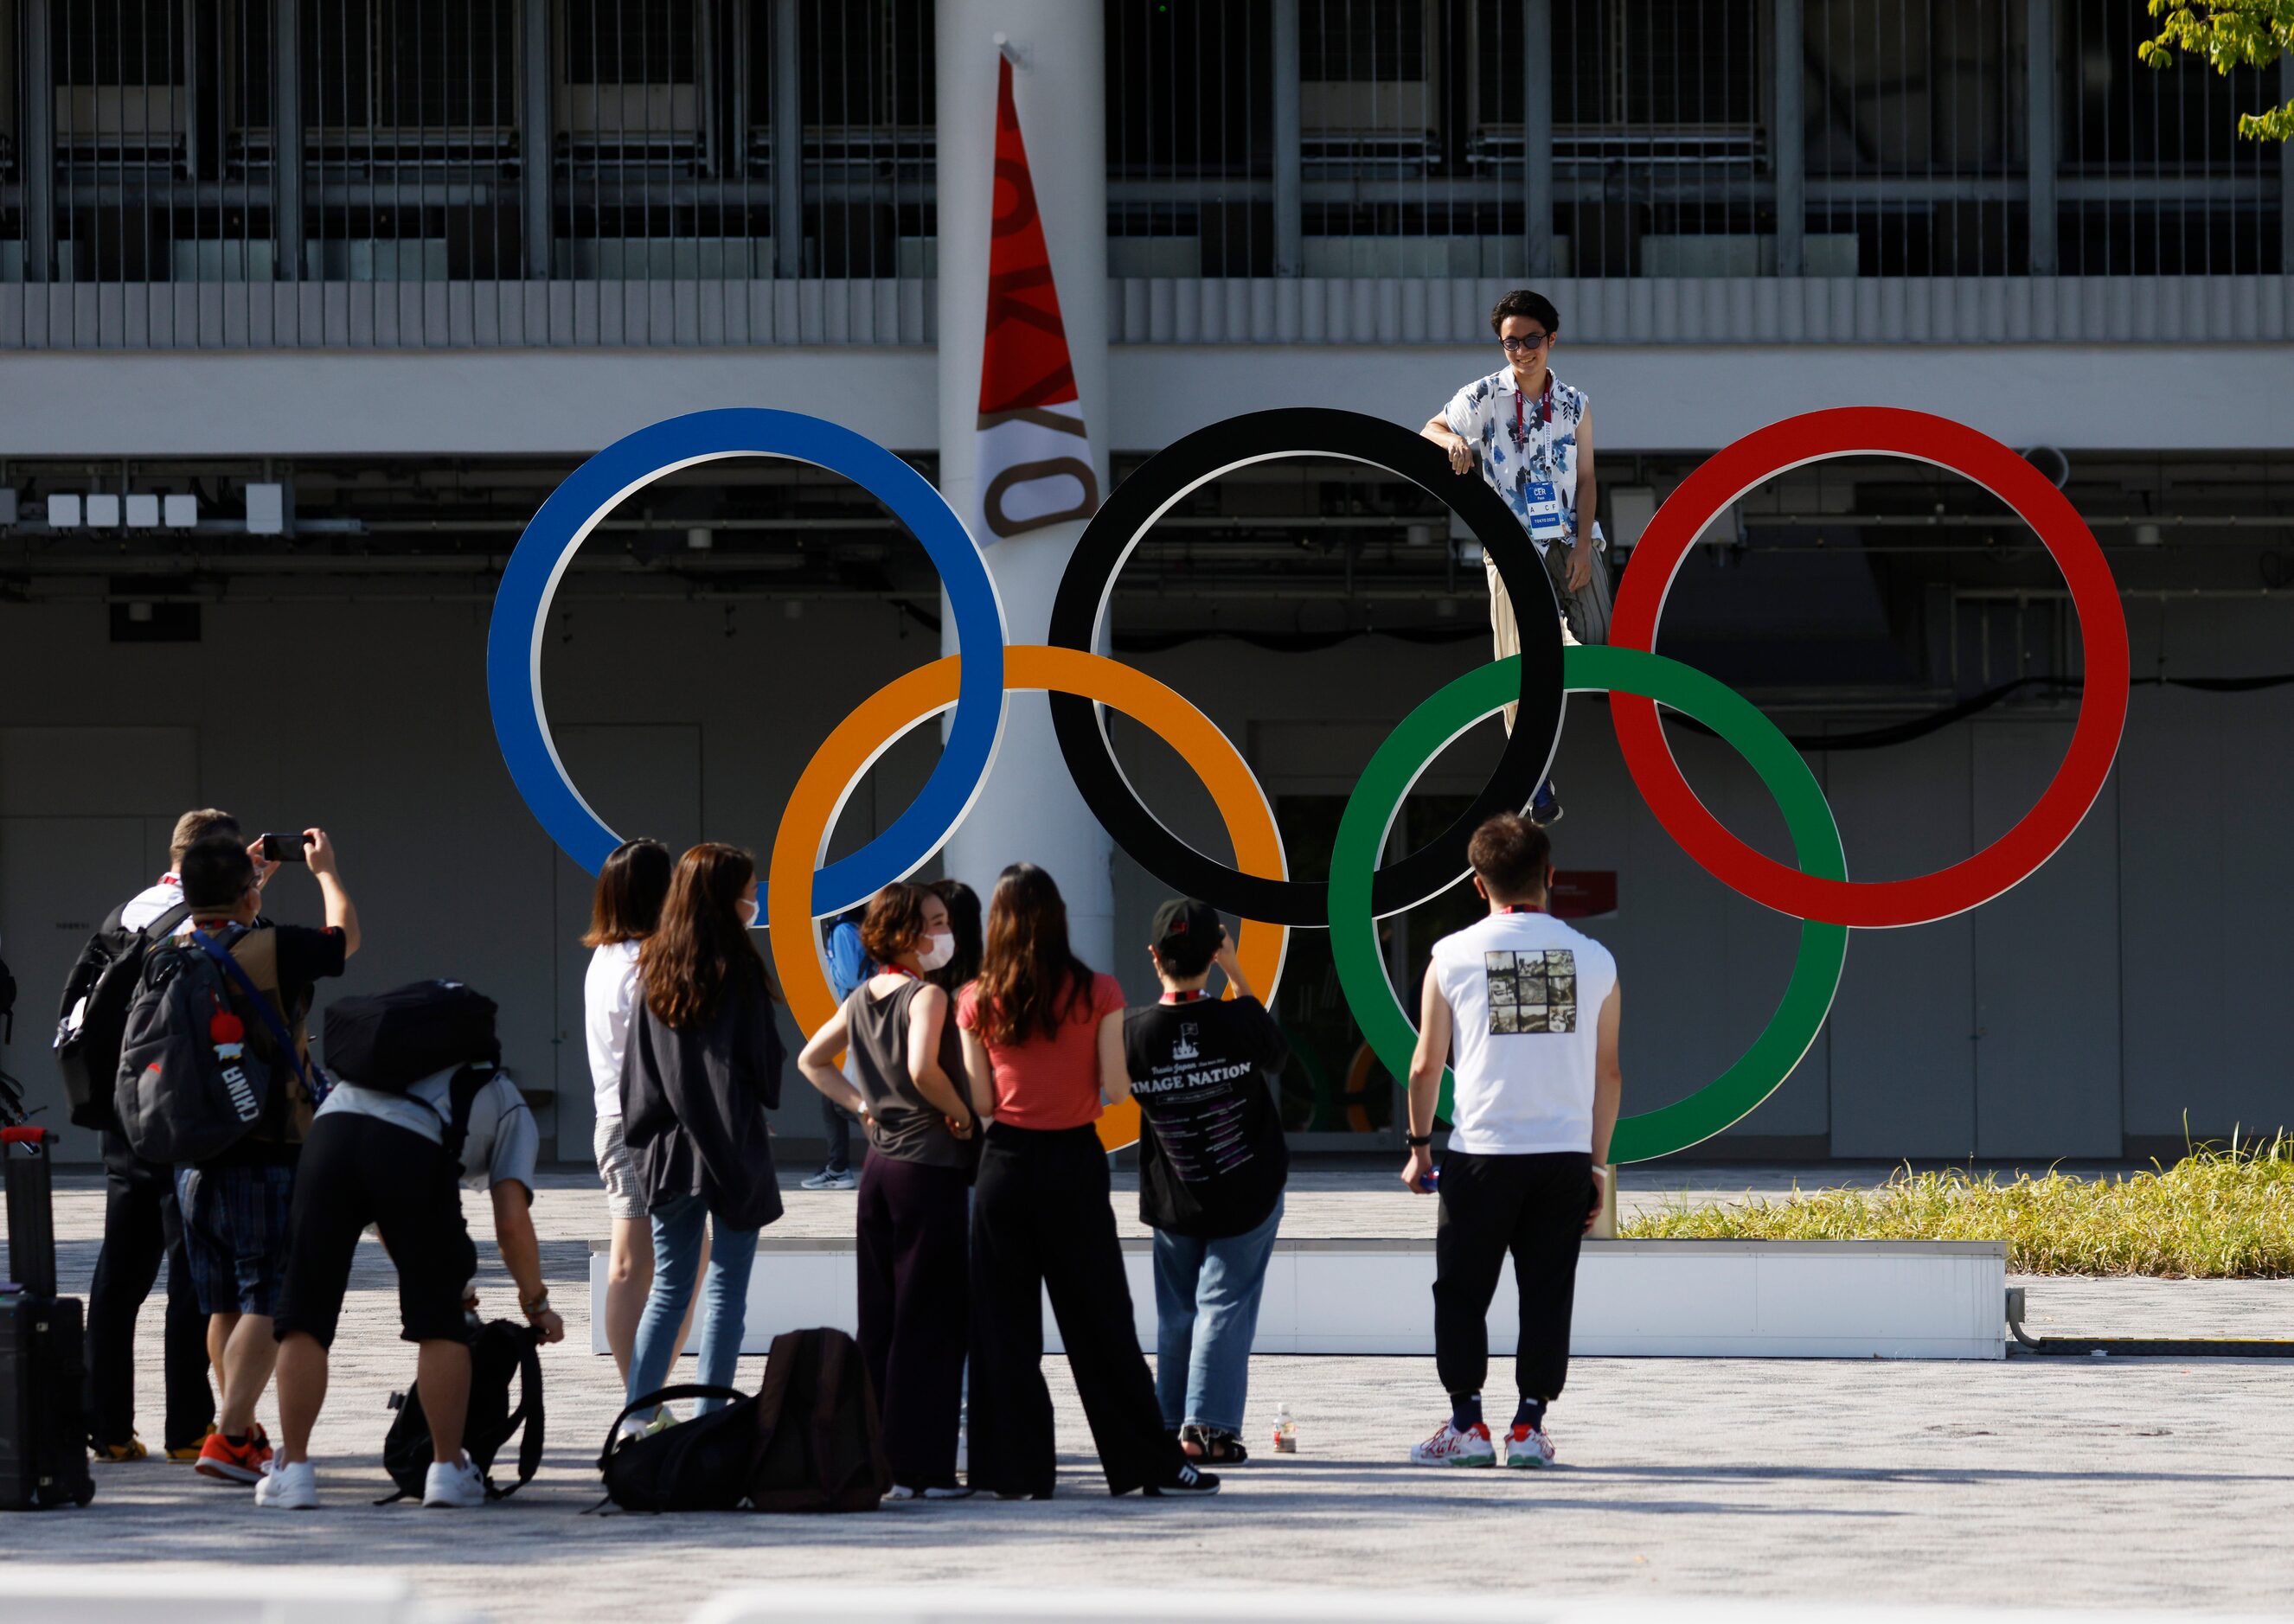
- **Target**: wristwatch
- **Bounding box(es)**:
[1405,1133,1433,1148]
[521,1291,552,1320]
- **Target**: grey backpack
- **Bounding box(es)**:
[113,927,308,1165]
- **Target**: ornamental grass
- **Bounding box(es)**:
[1620,1131,2294,1278]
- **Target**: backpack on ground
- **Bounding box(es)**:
[53,900,191,1133]
[381,1320,543,1504]
[112,925,315,1166]
[596,1327,889,1514]
[747,1327,890,1512]
[324,981,498,1093]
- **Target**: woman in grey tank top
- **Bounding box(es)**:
[797,882,977,1498]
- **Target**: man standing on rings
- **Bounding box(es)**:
[1403,813,1620,1469]
[1420,289,1609,824]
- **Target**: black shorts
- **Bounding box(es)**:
[272,1112,478,1349]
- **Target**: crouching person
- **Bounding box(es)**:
[262,982,566,1509]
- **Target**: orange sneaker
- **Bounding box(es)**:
[195,1425,272,1485]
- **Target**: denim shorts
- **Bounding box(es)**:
[175,1161,297,1319]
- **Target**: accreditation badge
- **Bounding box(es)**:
[1523,480,1568,543]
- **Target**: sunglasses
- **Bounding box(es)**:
[1501,332,1551,353]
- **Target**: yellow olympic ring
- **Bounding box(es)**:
[766,643,1291,1154]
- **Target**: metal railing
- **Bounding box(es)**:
[0,0,2284,350]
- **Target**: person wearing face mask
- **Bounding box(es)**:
[797,882,977,1498]
[618,843,785,1423]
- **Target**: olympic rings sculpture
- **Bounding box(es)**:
[486,405,2129,1163]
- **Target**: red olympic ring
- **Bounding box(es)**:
[1609,407,2130,929]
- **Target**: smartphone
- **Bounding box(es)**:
[260,833,310,864]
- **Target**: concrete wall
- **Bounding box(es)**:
[4,342,2292,458]
[1,586,2286,1167]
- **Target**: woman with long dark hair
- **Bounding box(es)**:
[958,864,1216,1499]
[797,882,976,1498]
[621,843,784,1416]
[583,838,711,1385]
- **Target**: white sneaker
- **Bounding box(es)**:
[254,1457,318,1509]
[1409,1419,1496,1467]
[1503,1423,1557,1468]
[421,1454,489,1508]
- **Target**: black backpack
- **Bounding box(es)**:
[381,1320,543,1504]
[596,1327,889,1514]
[112,926,312,1166]
[323,981,499,1093]
[54,900,192,1133]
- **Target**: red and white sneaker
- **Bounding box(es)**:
[1503,1423,1556,1468]
[1409,1420,1496,1467]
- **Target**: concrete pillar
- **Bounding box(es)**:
[1522,0,1553,278]
[274,0,304,282]
[1272,0,1303,277]
[522,0,554,278]
[934,2,1116,970]
[1773,0,1804,277]
[22,0,53,283]
[2026,0,2057,276]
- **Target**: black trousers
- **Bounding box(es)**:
[1433,1148,1595,1407]
[86,1131,215,1450]
[855,1154,970,1490]
[968,1122,1186,1497]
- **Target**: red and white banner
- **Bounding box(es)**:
[973,55,1099,546]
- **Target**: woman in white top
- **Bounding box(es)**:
[584,838,702,1381]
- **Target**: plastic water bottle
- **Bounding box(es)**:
[1272,1403,1297,1454]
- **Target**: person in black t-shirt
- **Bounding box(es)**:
[1120,898,1289,1466]
[170,831,359,1487]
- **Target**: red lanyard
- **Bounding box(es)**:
[881,963,922,982]
[1513,375,1552,446]
[1159,988,1209,1005]
[1500,903,1545,915]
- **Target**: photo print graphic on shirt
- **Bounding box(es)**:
[1483,948,1578,1035]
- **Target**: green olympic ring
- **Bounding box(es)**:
[1328,644,1850,1164]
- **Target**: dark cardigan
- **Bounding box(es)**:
[620,966,786,1232]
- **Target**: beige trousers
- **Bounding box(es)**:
[1486,538,1612,733]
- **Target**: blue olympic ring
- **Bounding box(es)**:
[484,408,1009,913]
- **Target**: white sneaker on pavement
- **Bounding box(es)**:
[1503,1423,1557,1468]
[1409,1419,1496,1467]
[422,1453,489,1508]
[254,1457,318,1509]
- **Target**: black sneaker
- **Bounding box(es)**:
[1144,1461,1221,1496]
[1529,780,1564,827]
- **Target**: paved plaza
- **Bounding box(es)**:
[7,1168,2291,1621]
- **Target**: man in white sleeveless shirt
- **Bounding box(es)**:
[1402,813,1621,1469]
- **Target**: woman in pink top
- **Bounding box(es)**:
[957,864,1217,1500]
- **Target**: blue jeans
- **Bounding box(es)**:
[1151,1195,1284,1435]
[627,1194,759,1416]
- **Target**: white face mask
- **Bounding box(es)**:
[740,894,761,928]
[915,931,957,974]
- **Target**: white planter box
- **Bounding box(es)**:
[589,1237,2005,1363]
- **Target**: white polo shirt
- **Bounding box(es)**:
[1432,907,1617,1155]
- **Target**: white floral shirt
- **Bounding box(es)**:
[1442,367,1591,554]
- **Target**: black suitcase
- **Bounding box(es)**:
[1,1127,95,1510]
[322,980,499,1091]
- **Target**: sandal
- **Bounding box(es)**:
[1179,1424,1250,1466]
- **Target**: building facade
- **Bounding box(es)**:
[1,0,2289,1167]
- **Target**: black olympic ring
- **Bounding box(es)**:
[1047,406,1567,927]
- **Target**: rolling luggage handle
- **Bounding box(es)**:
[2,1127,58,1297]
